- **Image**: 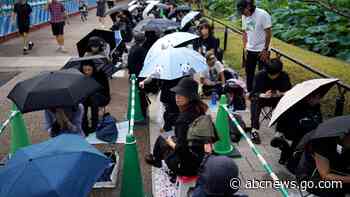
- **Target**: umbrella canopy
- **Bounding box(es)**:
[8,69,101,113]
[269,78,339,127]
[128,4,141,12]
[133,18,180,33]
[139,45,207,80]
[142,2,157,17]
[62,55,119,78]
[76,29,117,57]
[181,11,200,29]
[297,115,350,149]
[128,0,138,6]
[104,4,129,16]
[148,32,198,48]
[0,134,109,197]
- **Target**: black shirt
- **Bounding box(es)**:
[252,70,292,95]
[193,35,219,56]
[311,137,350,173]
[13,3,32,25]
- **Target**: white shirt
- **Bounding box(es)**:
[242,8,272,52]
[201,61,225,84]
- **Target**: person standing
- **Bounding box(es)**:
[236,0,272,93]
[96,0,106,28]
[12,0,34,55]
[47,0,67,53]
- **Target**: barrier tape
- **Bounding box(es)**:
[128,77,136,136]
[0,110,19,137]
[222,105,289,197]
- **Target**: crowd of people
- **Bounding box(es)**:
[9,0,350,196]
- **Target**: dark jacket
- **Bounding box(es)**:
[276,103,322,141]
[127,44,147,77]
[174,104,205,176]
[251,71,292,96]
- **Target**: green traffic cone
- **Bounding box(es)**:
[10,103,31,154]
[120,134,145,197]
[213,95,240,157]
[127,74,144,122]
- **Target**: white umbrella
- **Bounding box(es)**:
[181,11,200,29]
[128,4,141,12]
[128,0,138,6]
[139,45,207,80]
[143,2,157,18]
[269,78,339,127]
[151,32,199,48]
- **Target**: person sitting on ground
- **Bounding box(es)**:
[200,51,225,97]
[250,58,292,144]
[271,91,323,167]
[296,132,350,197]
[192,155,247,197]
[224,79,247,143]
[193,19,219,57]
[80,60,111,135]
[165,77,216,195]
[44,104,84,137]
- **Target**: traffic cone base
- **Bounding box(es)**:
[120,134,145,197]
[213,95,241,158]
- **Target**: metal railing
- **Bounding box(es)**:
[206,15,350,116]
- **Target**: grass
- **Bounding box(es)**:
[212,19,350,116]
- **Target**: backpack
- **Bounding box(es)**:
[187,115,219,146]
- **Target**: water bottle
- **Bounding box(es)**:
[211,91,218,106]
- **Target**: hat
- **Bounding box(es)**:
[170,77,199,101]
[266,58,283,75]
[201,155,239,195]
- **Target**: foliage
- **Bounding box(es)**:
[206,0,350,62]
[271,1,350,62]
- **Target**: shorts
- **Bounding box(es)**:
[51,21,65,36]
[18,22,30,34]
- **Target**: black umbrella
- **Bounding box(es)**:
[297,115,350,149]
[133,18,179,34]
[104,4,129,16]
[76,29,116,57]
[8,69,101,113]
[62,55,119,78]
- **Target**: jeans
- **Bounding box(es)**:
[245,50,268,92]
[250,96,280,130]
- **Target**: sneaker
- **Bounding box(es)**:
[270,136,289,150]
[250,131,261,144]
[23,48,28,55]
[145,154,162,168]
[59,47,68,53]
[28,41,34,50]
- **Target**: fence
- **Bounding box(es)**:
[206,15,350,116]
[0,0,97,39]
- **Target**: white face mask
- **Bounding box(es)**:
[91,47,99,52]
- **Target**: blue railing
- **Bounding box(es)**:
[0,0,96,38]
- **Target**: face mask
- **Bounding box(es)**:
[91,47,99,52]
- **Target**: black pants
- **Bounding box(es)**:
[163,103,179,131]
[245,51,268,92]
[82,94,109,135]
[250,96,280,130]
[202,84,223,97]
